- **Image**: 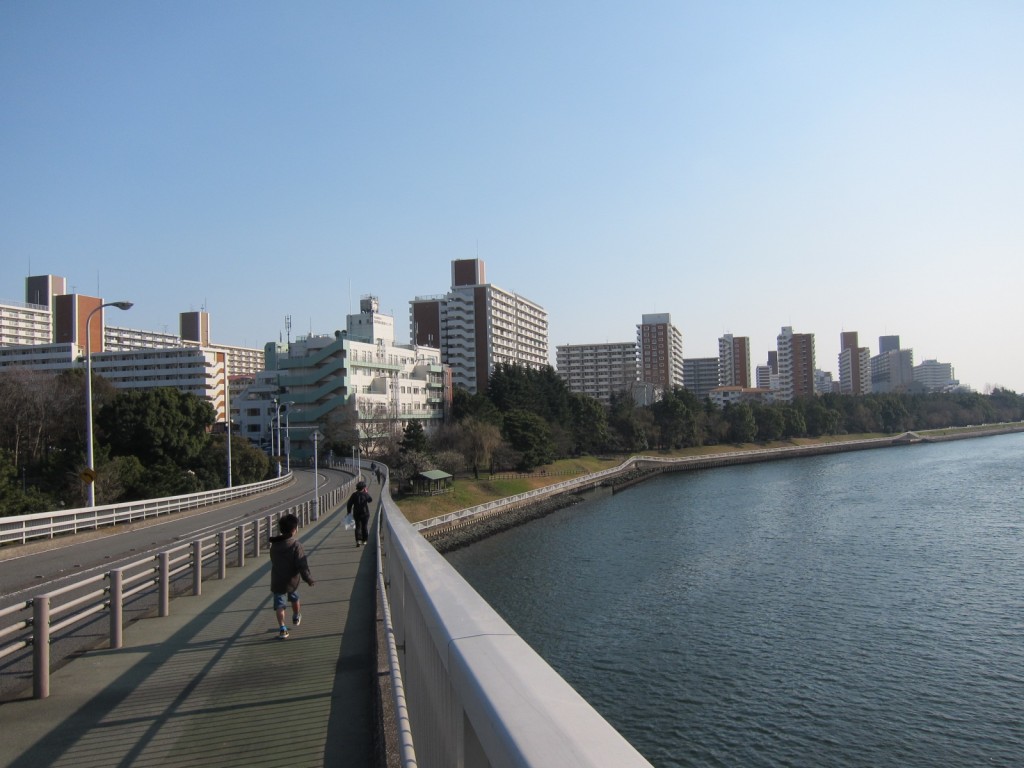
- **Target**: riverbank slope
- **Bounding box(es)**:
[411,424,1024,552]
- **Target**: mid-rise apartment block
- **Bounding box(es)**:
[913,359,958,392]
[776,326,816,402]
[410,259,548,395]
[556,342,638,405]
[638,313,684,391]
[708,385,773,409]
[838,331,871,395]
[683,357,720,400]
[872,347,914,393]
[251,296,450,460]
[815,369,837,395]
[0,275,264,423]
[0,342,230,421]
[718,334,751,388]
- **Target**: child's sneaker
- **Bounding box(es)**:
[293,613,302,626]
[278,626,289,639]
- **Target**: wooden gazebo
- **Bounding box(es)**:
[411,469,454,496]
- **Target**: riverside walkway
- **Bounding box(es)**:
[0,499,380,768]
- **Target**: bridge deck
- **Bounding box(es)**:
[0,508,378,768]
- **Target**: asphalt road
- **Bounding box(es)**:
[0,466,353,604]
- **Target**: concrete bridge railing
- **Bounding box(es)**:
[377,479,653,768]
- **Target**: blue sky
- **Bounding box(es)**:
[3,2,1022,392]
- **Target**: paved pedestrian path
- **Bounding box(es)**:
[0,501,379,768]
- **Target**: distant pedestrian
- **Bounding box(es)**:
[268,513,315,639]
[346,480,373,547]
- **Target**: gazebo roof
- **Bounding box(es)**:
[417,469,453,480]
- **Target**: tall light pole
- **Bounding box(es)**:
[312,430,321,520]
[85,300,133,507]
[225,366,233,489]
[283,401,295,473]
[272,398,283,477]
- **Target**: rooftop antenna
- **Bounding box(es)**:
[285,315,292,345]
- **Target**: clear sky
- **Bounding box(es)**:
[3,2,1022,393]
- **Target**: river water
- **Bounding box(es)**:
[446,433,1024,767]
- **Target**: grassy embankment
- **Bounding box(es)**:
[395,433,890,524]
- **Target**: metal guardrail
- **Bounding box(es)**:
[0,478,353,700]
[0,474,294,546]
[379,471,653,768]
[412,436,902,533]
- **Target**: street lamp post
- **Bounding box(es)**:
[225,419,233,488]
[312,430,321,520]
[272,398,282,477]
[282,401,295,473]
[225,371,233,489]
[85,300,133,507]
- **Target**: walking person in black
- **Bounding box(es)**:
[347,480,372,547]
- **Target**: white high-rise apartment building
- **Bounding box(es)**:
[838,331,871,396]
[556,342,639,405]
[718,334,751,388]
[0,275,64,347]
[776,326,816,402]
[410,259,548,394]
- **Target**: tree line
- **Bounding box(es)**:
[371,363,1024,491]
[0,368,270,516]
[3,362,1021,515]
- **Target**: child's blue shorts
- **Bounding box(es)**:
[273,591,299,610]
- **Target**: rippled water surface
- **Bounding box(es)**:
[446,434,1024,767]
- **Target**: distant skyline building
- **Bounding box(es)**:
[718,334,751,388]
[838,331,871,395]
[683,357,720,400]
[913,359,958,392]
[755,364,773,390]
[410,259,548,395]
[879,335,901,354]
[872,347,915,393]
[638,313,684,391]
[814,368,836,395]
[776,326,815,402]
[556,341,638,405]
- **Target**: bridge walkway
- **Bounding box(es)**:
[0,504,379,768]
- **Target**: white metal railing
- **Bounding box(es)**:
[0,478,353,699]
[412,436,902,533]
[0,473,294,546]
[379,477,653,768]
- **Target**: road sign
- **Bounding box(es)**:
[80,467,97,484]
